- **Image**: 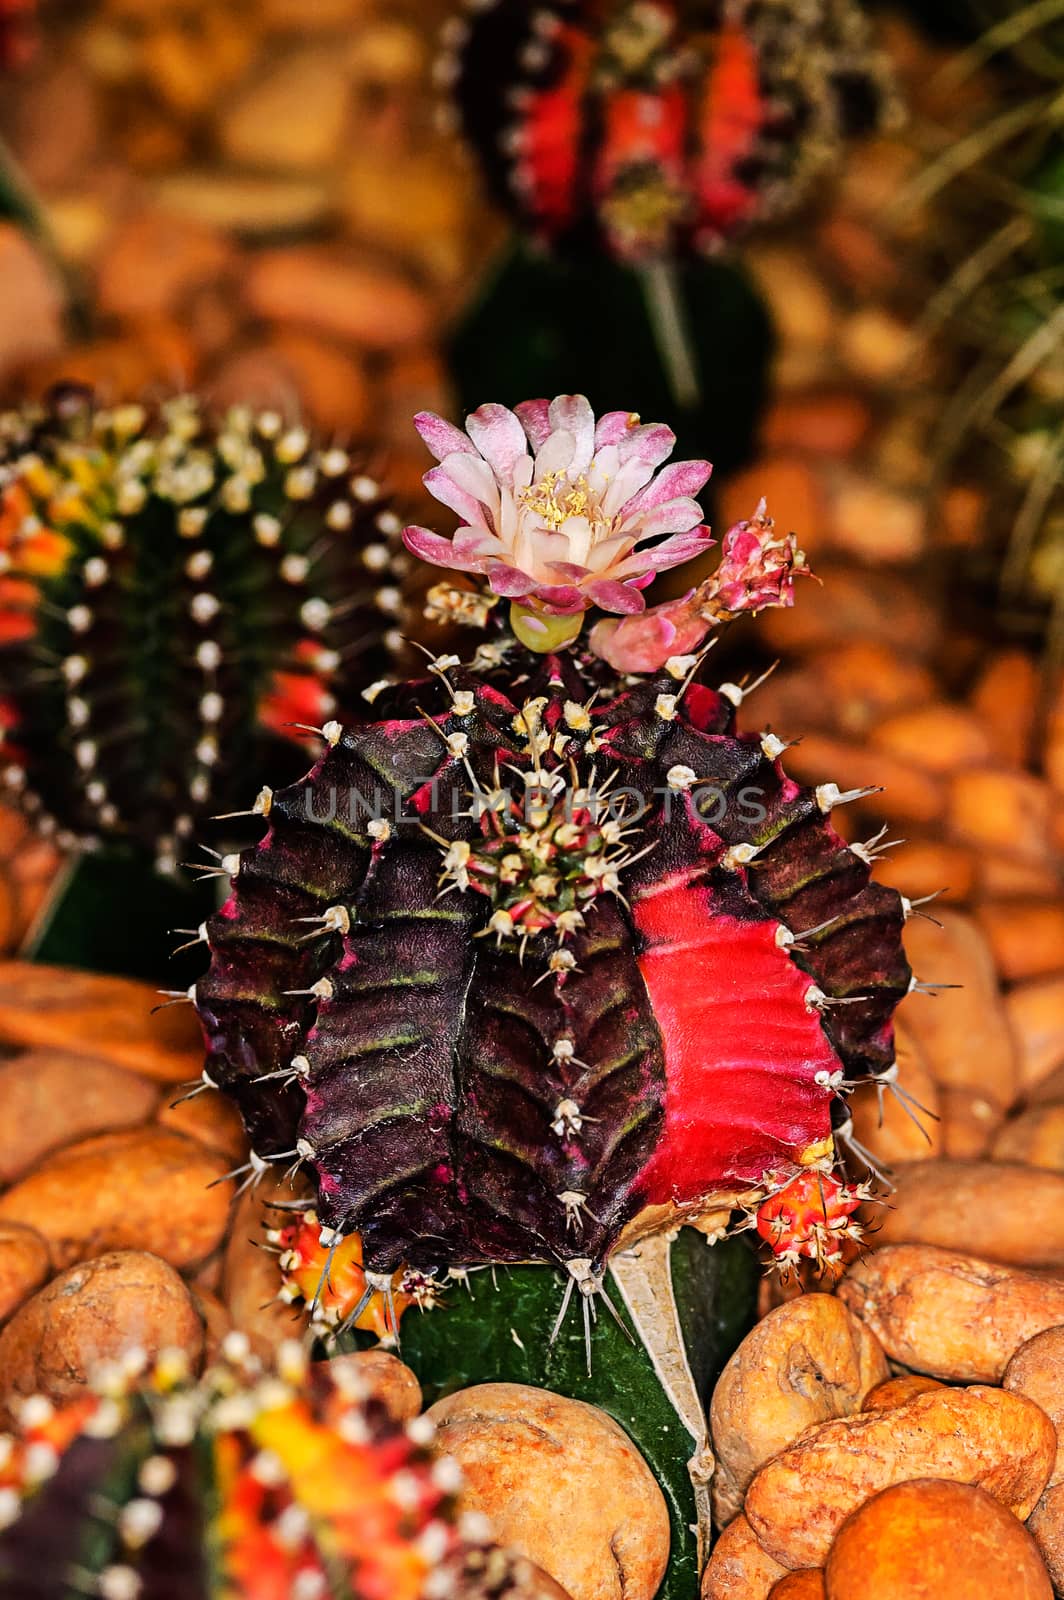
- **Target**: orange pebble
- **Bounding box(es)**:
[975,902,1064,983]
[862,1376,946,1412]
[1005,976,1064,1091]
[949,768,1053,867]
[824,1479,1051,1599]
[971,650,1038,770]
[769,1575,826,1599]
[872,705,991,774]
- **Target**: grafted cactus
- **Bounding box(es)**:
[0,388,404,872]
[195,395,913,1317]
[0,1340,555,1600]
[441,0,896,260]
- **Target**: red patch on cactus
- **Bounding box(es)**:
[521,21,595,238]
[693,21,766,239]
[753,1165,869,1275]
[273,1209,421,1339]
[0,0,36,71]
[632,889,836,1201]
[258,662,338,747]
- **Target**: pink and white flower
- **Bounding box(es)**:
[403,395,713,619]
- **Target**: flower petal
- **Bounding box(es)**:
[423,465,492,532]
[595,410,641,448]
[584,578,648,615]
[452,528,505,566]
[515,399,552,450]
[532,428,577,483]
[529,529,578,567]
[403,525,485,572]
[587,444,619,498]
[488,564,538,597]
[626,498,707,541]
[544,560,591,581]
[533,584,587,614]
[600,455,659,516]
[440,449,500,499]
[547,395,596,473]
[581,533,636,572]
[465,403,530,484]
[625,459,713,515]
[617,422,676,468]
[414,411,476,463]
[612,527,714,575]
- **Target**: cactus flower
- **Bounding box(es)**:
[403,395,713,648]
[590,499,810,671]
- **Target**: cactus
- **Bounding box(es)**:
[440,0,897,262]
[195,393,914,1308]
[439,1,895,483]
[193,394,920,1586]
[0,388,405,874]
[0,0,35,73]
[0,1339,544,1600]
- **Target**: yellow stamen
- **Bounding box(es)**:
[521,472,600,533]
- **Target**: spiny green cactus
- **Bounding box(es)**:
[0,387,405,873]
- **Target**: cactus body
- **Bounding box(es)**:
[444,0,895,260]
[197,392,912,1325]
[0,390,403,870]
[197,640,910,1292]
[0,1344,542,1600]
[0,0,34,71]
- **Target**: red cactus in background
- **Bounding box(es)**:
[0,0,36,71]
[441,0,897,261]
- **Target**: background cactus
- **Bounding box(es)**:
[0,1340,545,1600]
[442,0,897,261]
[440,0,898,493]
[0,386,405,875]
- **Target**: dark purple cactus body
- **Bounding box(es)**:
[197,640,911,1282]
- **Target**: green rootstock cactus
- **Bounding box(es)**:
[193,395,923,1578]
[0,388,404,873]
